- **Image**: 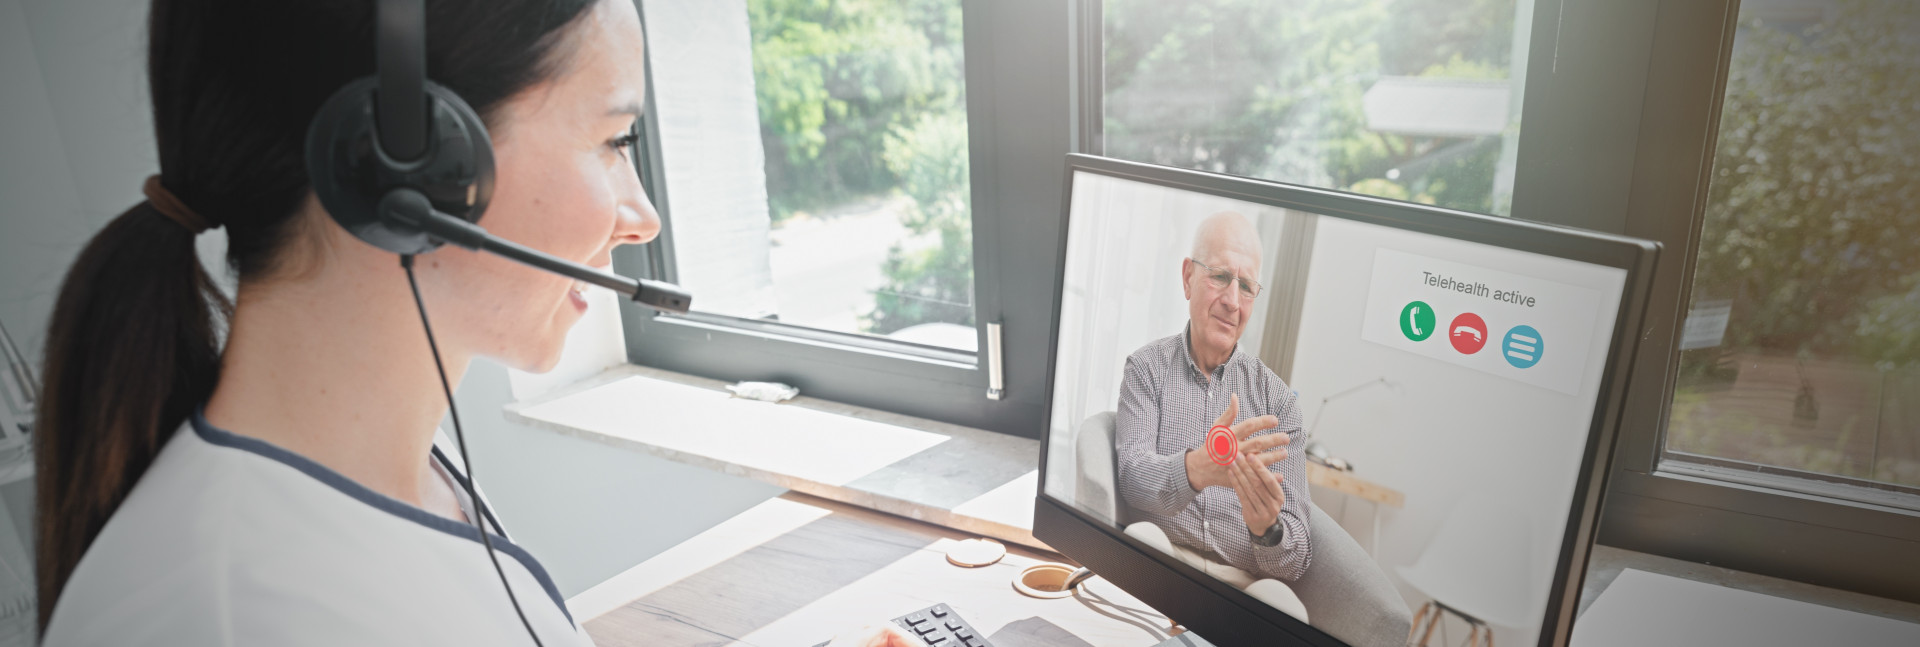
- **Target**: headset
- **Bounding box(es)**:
[304,0,690,314]
[302,0,692,643]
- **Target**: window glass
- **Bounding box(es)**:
[1668,0,1920,494]
[1101,0,1531,215]
[661,0,977,352]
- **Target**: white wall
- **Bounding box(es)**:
[1288,216,1626,645]
[0,0,781,605]
[0,0,155,371]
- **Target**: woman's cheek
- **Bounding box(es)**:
[570,178,620,259]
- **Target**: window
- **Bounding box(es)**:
[623,0,1069,435]
[1097,0,1532,216]
[1665,0,1920,503]
[668,0,983,349]
[646,0,977,353]
[1582,0,1920,600]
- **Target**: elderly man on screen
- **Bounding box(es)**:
[1115,211,1312,584]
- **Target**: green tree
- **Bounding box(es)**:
[865,110,974,335]
[1380,0,1516,75]
[746,0,976,336]
[1686,0,1920,362]
[1102,0,1519,214]
[1667,0,1920,486]
[1104,0,1388,179]
[747,0,966,221]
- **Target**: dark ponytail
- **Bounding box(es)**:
[34,202,226,631]
[35,0,599,631]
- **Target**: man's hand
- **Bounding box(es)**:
[1185,393,1288,491]
[1229,446,1287,536]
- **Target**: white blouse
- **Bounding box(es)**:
[41,410,590,646]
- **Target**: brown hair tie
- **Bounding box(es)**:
[142,175,217,234]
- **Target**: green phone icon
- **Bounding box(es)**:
[1401,300,1435,341]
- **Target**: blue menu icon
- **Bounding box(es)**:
[1503,325,1543,369]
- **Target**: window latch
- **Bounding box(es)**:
[986,321,1005,400]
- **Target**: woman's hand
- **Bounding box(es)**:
[826,623,918,647]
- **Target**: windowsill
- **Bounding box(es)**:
[1654,457,1920,515]
[503,364,1046,549]
[1581,544,1920,625]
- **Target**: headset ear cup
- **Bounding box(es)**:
[305,77,495,255]
[418,82,495,224]
[307,78,406,252]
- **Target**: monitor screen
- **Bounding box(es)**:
[1038,158,1653,647]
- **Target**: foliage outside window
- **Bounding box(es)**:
[1101,0,1527,215]
[1668,0,1920,494]
[746,0,976,349]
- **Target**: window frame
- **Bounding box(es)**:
[1508,0,1920,603]
[616,0,1073,437]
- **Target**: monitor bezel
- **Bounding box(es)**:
[1032,154,1662,646]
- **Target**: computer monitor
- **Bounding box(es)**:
[1033,155,1659,647]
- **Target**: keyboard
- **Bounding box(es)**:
[895,603,992,646]
[809,603,994,647]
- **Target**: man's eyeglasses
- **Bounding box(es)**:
[1188,259,1262,300]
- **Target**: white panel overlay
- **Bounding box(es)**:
[1359,247,1603,396]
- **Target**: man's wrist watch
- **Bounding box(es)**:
[1249,519,1285,547]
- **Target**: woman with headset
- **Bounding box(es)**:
[34,0,912,644]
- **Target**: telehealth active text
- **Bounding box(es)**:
[1422,271,1538,308]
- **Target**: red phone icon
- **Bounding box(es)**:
[1450,313,1488,355]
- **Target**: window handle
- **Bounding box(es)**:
[986,321,1005,400]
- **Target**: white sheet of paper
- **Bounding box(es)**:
[1572,568,1920,647]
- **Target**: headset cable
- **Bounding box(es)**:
[401,254,545,647]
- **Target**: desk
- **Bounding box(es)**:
[574,493,1920,646]
[1578,545,1920,626]
[509,366,1047,551]
[1306,462,1402,556]
[578,492,1178,647]
[1574,545,1920,646]
[1305,463,1403,508]
[530,368,1918,644]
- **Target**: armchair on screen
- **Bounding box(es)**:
[1074,411,1413,647]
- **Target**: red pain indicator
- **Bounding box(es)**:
[1206,425,1238,466]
